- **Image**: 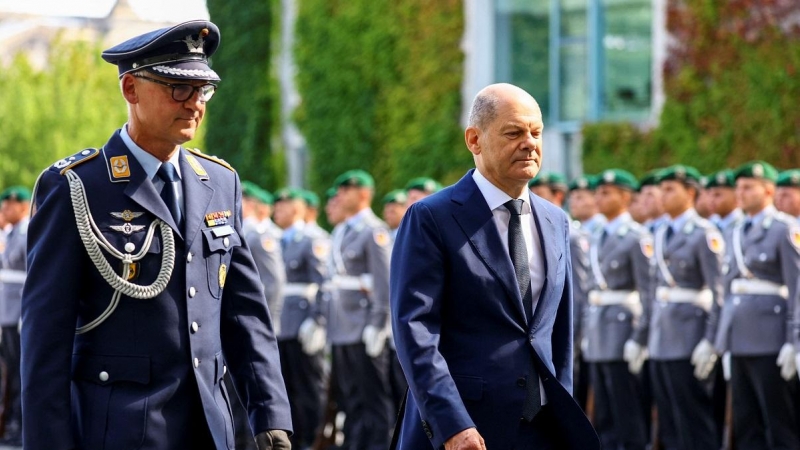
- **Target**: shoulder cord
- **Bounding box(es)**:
[65,170,176,334]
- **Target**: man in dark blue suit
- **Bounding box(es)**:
[21,21,291,449]
[391,83,599,449]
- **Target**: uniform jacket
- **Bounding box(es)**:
[715,206,800,355]
[583,213,652,362]
[569,226,590,347]
[0,218,27,326]
[279,224,328,339]
[647,209,724,360]
[391,171,598,449]
[21,130,291,450]
[245,219,285,334]
[327,209,391,345]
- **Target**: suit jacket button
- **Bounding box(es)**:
[421,420,433,439]
[517,377,527,387]
[98,371,109,382]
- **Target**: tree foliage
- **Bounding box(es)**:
[205,0,283,190]
[582,0,800,176]
[294,0,466,200]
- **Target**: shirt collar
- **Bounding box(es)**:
[345,207,372,228]
[604,212,631,236]
[747,205,775,226]
[472,168,531,214]
[121,124,182,181]
[670,208,695,233]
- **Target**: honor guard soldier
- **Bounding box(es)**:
[0,186,30,445]
[713,161,800,448]
[638,170,668,233]
[528,171,568,208]
[21,21,291,450]
[568,174,605,232]
[647,165,724,450]
[327,170,393,449]
[584,170,651,450]
[405,177,442,206]
[705,169,743,233]
[382,189,408,240]
[776,169,800,220]
[300,189,329,238]
[273,187,329,449]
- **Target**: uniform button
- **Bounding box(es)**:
[289,260,299,269]
[610,260,619,269]
[81,150,91,156]
[733,297,741,306]
[124,242,135,253]
[517,377,527,387]
[223,237,230,248]
[299,300,308,309]
[189,287,196,298]
[98,371,109,382]
[223,365,227,375]
[359,298,368,308]
[193,357,200,368]
[774,305,782,314]
[187,252,193,263]
[759,253,767,262]
[191,322,199,333]
[617,312,626,321]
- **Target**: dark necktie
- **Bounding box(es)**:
[743,219,753,235]
[503,199,541,421]
[665,225,674,243]
[157,162,183,230]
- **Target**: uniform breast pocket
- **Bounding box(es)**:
[100,225,162,281]
[202,228,242,299]
[745,248,777,271]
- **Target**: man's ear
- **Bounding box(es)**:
[465,127,481,156]
[121,74,139,104]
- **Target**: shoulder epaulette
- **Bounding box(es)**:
[52,148,100,175]
[187,148,235,172]
[692,216,715,230]
[772,211,796,226]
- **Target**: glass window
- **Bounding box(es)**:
[560,43,588,121]
[495,0,551,121]
[599,0,652,119]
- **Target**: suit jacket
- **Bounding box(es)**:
[0,218,27,326]
[391,171,599,449]
[21,130,291,450]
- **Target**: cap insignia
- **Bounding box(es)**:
[753,164,764,178]
[182,34,205,54]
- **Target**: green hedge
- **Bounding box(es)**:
[294,0,466,202]
[583,1,800,175]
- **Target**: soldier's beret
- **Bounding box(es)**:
[241,180,261,199]
[405,177,442,194]
[638,169,663,190]
[528,172,568,192]
[325,187,338,201]
[568,174,597,192]
[300,190,320,208]
[274,187,304,202]
[595,169,639,191]
[776,169,800,187]
[656,165,702,185]
[102,20,221,81]
[0,186,31,202]
[382,189,408,205]
[733,160,778,182]
[703,169,735,188]
[334,170,375,189]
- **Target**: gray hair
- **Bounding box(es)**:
[468,91,499,130]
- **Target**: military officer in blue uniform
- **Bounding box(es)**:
[0,186,30,445]
[776,169,800,220]
[21,21,291,450]
[647,165,724,450]
[327,170,393,449]
[714,161,800,448]
[528,171,568,208]
[583,170,651,450]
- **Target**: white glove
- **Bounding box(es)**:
[298,318,326,355]
[623,340,648,375]
[690,339,718,380]
[722,352,731,381]
[362,325,387,358]
[776,343,797,381]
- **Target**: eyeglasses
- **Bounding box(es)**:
[134,75,218,102]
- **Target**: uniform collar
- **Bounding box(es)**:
[603,212,631,236]
[472,168,531,214]
[669,208,695,234]
[746,205,775,227]
[345,207,373,228]
[121,124,182,181]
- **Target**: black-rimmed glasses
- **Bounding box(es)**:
[134,75,218,102]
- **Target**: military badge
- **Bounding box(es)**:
[126,263,139,281]
[753,164,764,178]
[789,227,800,253]
[218,263,227,288]
[110,156,131,179]
[706,231,724,255]
[603,171,615,183]
[205,210,231,227]
[111,210,144,222]
[185,154,209,179]
[640,237,654,259]
[110,223,146,236]
[312,240,330,259]
[262,237,277,252]
[373,229,391,247]
[183,33,206,54]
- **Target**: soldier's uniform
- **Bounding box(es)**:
[704,169,743,233]
[714,161,800,448]
[327,171,393,449]
[583,170,651,450]
[777,169,800,221]
[646,165,724,450]
[0,186,30,444]
[639,170,669,233]
[274,188,328,449]
[21,22,291,450]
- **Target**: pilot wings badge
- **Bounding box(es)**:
[110,223,146,236]
[111,210,144,222]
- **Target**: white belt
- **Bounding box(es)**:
[0,269,26,284]
[329,274,373,292]
[656,286,713,312]
[283,283,319,298]
[588,290,642,317]
[730,278,788,299]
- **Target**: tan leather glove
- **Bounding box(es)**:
[255,430,291,450]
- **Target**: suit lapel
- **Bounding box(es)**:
[529,194,560,332]
[451,172,527,326]
[179,149,214,249]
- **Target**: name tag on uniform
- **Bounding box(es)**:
[212,225,234,237]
